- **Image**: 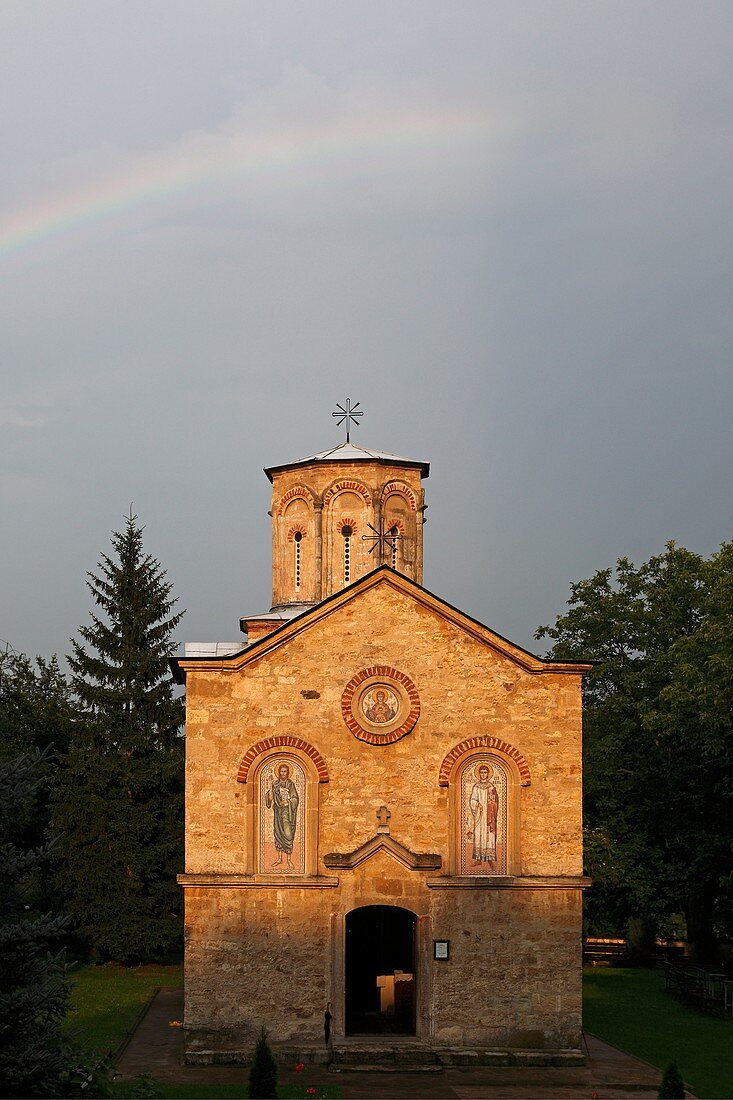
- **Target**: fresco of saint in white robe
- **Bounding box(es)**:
[466,764,500,865]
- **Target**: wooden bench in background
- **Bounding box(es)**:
[583,937,687,967]
[583,937,627,966]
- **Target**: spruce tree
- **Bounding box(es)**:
[0,648,73,763]
[0,750,71,1098]
[52,513,184,962]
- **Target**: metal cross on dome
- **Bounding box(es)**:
[332,398,363,443]
[362,519,401,560]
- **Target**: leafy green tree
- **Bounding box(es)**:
[644,542,733,959]
[52,513,184,962]
[537,541,733,959]
[0,648,74,914]
[0,647,73,762]
[0,750,70,1098]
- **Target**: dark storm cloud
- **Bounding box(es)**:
[1,1,731,660]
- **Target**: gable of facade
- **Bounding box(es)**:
[181,571,584,881]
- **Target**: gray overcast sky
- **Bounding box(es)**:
[1,0,732,663]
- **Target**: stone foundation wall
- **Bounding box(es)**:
[183,877,582,1051]
[429,887,582,1049]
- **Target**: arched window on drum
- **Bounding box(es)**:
[323,484,369,596]
[382,491,413,576]
[293,530,303,591]
[279,490,314,603]
[341,524,353,584]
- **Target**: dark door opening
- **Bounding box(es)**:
[345,905,416,1035]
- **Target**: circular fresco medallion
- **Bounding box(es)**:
[361,686,400,725]
[341,666,420,745]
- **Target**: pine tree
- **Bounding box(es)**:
[0,750,71,1098]
[52,513,184,962]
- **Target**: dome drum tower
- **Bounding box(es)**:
[264,442,429,611]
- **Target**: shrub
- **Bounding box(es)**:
[659,1062,685,1099]
[248,1027,277,1099]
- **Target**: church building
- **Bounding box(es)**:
[174,435,591,1065]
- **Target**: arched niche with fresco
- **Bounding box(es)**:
[445,748,525,877]
[237,741,328,878]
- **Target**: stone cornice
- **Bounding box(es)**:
[177,874,339,888]
[426,875,591,889]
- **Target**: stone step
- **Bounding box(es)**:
[330,1045,439,1067]
[329,1063,444,1074]
[185,1041,585,1070]
[436,1048,585,1068]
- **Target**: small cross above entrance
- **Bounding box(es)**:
[376,806,391,834]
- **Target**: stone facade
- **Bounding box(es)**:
[175,444,590,1062]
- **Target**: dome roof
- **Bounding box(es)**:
[264,441,429,482]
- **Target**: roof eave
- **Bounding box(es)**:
[172,567,595,680]
[264,455,430,483]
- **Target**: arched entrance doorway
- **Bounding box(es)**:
[345,905,416,1035]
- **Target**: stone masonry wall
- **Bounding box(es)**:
[182,577,585,1050]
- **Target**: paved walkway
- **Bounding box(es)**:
[114,987,689,1098]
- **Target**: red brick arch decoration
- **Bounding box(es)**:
[439,737,531,787]
[277,486,315,516]
[322,479,371,506]
[237,737,329,784]
[381,480,417,511]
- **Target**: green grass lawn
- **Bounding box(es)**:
[583,966,733,1100]
[67,963,732,1099]
[64,965,341,1098]
[64,962,184,1056]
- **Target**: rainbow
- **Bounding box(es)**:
[0,108,485,260]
